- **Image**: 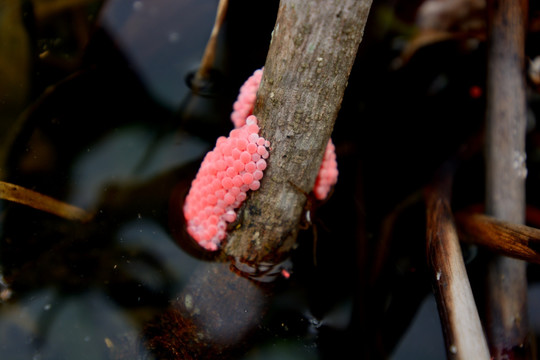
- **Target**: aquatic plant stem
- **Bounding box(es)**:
[193,0,229,88]
[485,0,531,357]
[425,162,490,360]
[224,0,373,263]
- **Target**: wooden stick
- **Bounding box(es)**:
[425,163,490,360]
[456,212,540,265]
[0,181,90,221]
[484,0,530,357]
[224,0,372,263]
[193,0,229,88]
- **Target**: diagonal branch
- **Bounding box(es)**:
[193,0,229,89]
[425,162,490,360]
[0,181,90,221]
[224,0,373,263]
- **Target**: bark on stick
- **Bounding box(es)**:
[224,0,372,263]
[485,0,530,357]
[426,164,490,360]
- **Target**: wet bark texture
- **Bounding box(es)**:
[224,0,372,263]
[485,0,530,357]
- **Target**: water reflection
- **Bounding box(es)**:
[99,0,218,109]
[0,288,150,360]
[145,262,272,358]
[391,295,445,360]
[68,125,208,209]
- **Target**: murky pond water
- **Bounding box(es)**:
[1,1,540,359]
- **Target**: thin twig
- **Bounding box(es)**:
[0,181,90,221]
[193,0,229,88]
[425,162,490,360]
[456,212,540,265]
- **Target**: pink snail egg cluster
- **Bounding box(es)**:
[184,66,338,251]
[232,67,339,201]
[183,115,270,251]
[231,68,263,128]
[313,139,339,200]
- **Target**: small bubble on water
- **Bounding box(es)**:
[512,151,528,179]
[184,294,193,310]
[168,32,180,42]
[133,1,143,11]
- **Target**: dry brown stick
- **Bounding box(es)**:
[425,163,490,360]
[456,213,540,265]
[224,0,372,264]
[193,0,229,88]
[484,0,530,357]
[0,181,90,221]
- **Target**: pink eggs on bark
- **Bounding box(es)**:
[184,66,338,251]
[231,68,263,128]
[232,68,338,201]
[183,115,269,251]
[313,139,339,200]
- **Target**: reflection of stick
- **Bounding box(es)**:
[193,0,229,86]
[425,163,490,360]
[0,181,90,222]
[485,0,530,357]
